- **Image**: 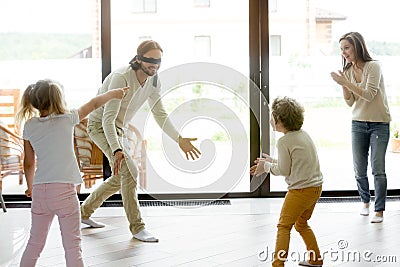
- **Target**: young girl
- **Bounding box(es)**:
[16,79,128,267]
[251,96,324,267]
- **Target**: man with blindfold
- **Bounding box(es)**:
[80,40,201,242]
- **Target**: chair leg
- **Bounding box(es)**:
[76,184,81,194]
[19,172,24,185]
[0,190,7,212]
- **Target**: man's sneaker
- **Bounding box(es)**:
[81,218,106,228]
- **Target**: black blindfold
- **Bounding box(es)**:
[137,55,161,64]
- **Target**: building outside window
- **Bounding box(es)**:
[270,35,281,56]
[132,0,157,13]
[194,0,210,8]
[194,35,211,57]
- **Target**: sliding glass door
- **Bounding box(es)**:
[0,0,102,195]
[268,0,400,193]
[109,0,252,195]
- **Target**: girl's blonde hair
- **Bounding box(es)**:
[15,79,67,127]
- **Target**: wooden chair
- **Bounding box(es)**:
[0,123,24,182]
[0,123,25,212]
[73,118,103,193]
[0,175,6,212]
[0,89,20,132]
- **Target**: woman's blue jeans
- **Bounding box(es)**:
[352,120,389,212]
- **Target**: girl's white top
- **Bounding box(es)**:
[23,109,83,185]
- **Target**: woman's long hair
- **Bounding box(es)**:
[340,32,373,71]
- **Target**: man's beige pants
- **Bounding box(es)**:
[80,120,145,234]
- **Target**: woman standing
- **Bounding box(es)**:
[331,32,391,223]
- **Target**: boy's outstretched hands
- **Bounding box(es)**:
[260,152,274,163]
[250,158,267,176]
[250,153,273,177]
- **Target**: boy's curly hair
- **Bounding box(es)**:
[271,96,304,131]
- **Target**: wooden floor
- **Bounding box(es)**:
[1,198,400,267]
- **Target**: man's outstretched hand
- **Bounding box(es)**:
[178,136,201,160]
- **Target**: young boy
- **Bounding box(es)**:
[251,96,324,267]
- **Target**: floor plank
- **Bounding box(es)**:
[1,198,400,266]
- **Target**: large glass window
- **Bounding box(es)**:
[110,0,250,195]
[269,0,400,192]
[6,0,397,198]
[0,0,102,194]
